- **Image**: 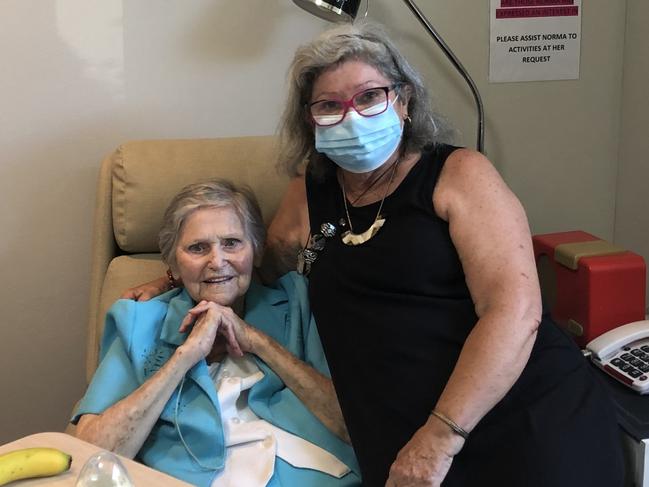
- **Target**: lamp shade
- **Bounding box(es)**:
[292,0,361,23]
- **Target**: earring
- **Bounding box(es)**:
[405,115,412,124]
[166,268,177,289]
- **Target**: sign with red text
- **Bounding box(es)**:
[489,0,582,82]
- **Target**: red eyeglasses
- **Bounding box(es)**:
[308,85,399,127]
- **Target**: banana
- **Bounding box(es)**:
[0,447,72,485]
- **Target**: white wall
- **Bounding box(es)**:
[385,1,626,239]
[0,0,635,443]
[615,0,649,305]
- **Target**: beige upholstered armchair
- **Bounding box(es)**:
[84,136,289,383]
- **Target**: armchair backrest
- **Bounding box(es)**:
[86,136,288,382]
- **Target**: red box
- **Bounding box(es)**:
[533,230,646,347]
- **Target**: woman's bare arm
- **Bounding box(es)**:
[76,305,233,457]
[75,348,196,458]
[259,176,310,283]
[249,326,350,443]
[431,148,542,435]
[387,149,542,485]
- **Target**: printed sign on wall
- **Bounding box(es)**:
[489,0,582,82]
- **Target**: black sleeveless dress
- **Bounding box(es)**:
[305,144,624,487]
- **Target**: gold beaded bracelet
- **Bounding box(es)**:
[431,410,469,440]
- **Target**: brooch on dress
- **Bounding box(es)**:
[297,222,337,275]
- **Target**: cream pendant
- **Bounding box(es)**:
[340,153,401,247]
[341,217,386,245]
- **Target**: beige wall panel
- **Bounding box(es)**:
[614,1,649,308]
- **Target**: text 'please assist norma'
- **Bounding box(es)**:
[489,0,582,82]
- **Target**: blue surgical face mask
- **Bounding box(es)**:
[314,100,403,174]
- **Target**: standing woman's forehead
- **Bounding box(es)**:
[311,60,391,100]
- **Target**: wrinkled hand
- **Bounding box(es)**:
[120,276,170,301]
[385,417,465,487]
[179,301,254,363]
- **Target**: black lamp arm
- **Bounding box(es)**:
[401,0,485,153]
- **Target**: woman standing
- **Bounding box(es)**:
[266,21,624,487]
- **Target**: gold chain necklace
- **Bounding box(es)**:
[348,159,399,206]
[341,158,400,246]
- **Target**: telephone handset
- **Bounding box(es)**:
[586,319,649,394]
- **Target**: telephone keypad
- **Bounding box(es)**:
[630,358,644,367]
[590,325,649,394]
[603,338,649,391]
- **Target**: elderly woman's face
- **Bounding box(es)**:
[174,206,254,309]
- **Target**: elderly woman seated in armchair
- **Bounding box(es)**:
[71,179,360,487]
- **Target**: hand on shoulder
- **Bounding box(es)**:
[119,275,171,301]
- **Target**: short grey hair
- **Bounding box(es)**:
[158,179,266,271]
[277,20,447,177]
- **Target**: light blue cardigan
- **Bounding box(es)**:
[72,272,361,487]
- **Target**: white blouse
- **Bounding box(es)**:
[209,355,349,487]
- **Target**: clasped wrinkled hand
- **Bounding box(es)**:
[178,301,254,364]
